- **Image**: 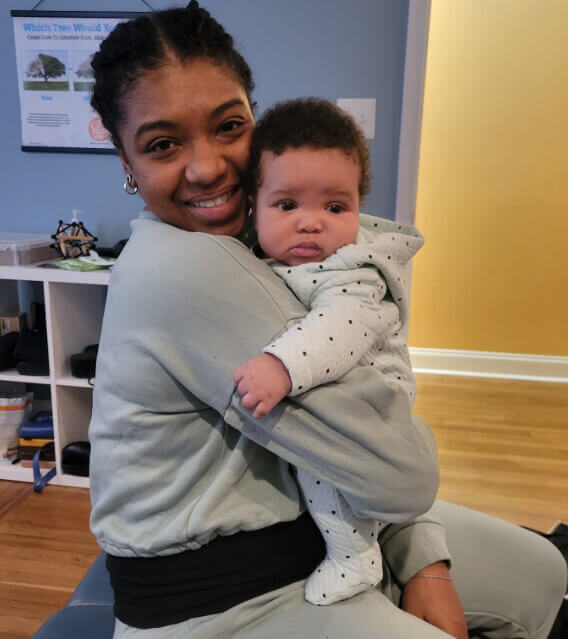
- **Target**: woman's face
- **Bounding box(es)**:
[117,59,254,235]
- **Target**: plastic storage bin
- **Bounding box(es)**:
[0,233,59,266]
[0,385,32,462]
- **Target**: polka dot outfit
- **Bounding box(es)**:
[264,220,422,405]
[262,216,424,605]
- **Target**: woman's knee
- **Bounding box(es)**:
[434,501,567,638]
[485,531,567,639]
[528,532,567,637]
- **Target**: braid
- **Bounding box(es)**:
[90,1,254,149]
[91,17,163,147]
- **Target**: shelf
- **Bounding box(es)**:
[0,262,111,285]
[0,463,34,482]
[0,369,50,385]
[0,371,95,388]
[59,473,90,489]
[55,376,95,389]
[0,263,109,489]
[0,462,89,488]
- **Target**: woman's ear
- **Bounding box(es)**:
[118,149,132,177]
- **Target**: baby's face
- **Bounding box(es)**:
[254,148,360,266]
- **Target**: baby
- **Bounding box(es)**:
[234,98,423,605]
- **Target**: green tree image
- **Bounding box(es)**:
[27,53,66,83]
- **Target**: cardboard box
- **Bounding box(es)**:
[0,312,27,336]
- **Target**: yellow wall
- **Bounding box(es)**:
[409,0,568,355]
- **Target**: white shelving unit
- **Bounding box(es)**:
[0,262,110,488]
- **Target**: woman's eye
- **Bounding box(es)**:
[278,201,297,212]
[147,139,174,153]
[328,203,344,213]
[219,119,243,134]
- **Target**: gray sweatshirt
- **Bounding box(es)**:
[89,212,448,584]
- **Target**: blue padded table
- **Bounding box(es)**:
[33,552,115,639]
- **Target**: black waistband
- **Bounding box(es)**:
[106,512,325,629]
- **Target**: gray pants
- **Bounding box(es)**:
[114,501,567,639]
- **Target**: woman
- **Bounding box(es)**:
[88,3,566,638]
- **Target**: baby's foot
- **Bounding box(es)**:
[304,542,383,605]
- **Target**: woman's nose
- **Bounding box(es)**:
[184,139,225,186]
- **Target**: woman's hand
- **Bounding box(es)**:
[234,353,292,418]
[401,561,469,639]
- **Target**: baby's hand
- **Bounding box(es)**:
[234,354,292,418]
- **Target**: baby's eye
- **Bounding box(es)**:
[278,201,297,212]
[328,203,344,214]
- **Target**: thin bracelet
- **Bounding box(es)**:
[414,574,453,581]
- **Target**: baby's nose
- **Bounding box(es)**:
[298,212,323,232]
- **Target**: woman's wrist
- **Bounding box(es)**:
[402,560,468,638]
[409,560,452,582]
[412,573,453,581]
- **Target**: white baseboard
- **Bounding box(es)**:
[409,347,568,383]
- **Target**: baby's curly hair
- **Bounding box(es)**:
[90,1,254,149]
[246,98,372,203]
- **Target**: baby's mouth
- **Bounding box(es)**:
[290,242,321,257]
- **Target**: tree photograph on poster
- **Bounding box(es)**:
[73,53,95,92]
[24,51,69,91]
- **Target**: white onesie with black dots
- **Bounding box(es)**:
[262,216,424,605]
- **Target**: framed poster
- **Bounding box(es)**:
[11,11,147,153]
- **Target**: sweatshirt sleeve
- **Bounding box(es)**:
[108,219,439,523]
[263,266,398,395]
[380,509,452,585]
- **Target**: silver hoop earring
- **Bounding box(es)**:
[123,173,138,195]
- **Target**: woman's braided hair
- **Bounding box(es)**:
[90,1,254,148]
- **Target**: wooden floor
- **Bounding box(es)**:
[0,374,566,638]
[0,483,99,638]
[413,374,568,533]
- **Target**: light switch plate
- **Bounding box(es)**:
[336,98,376,139]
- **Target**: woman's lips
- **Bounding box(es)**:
[183,186,243,222]
[190,187,237,208]
[290,243,321,257]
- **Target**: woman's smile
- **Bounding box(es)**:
[182,186,243,223]
[187,185,239,209]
